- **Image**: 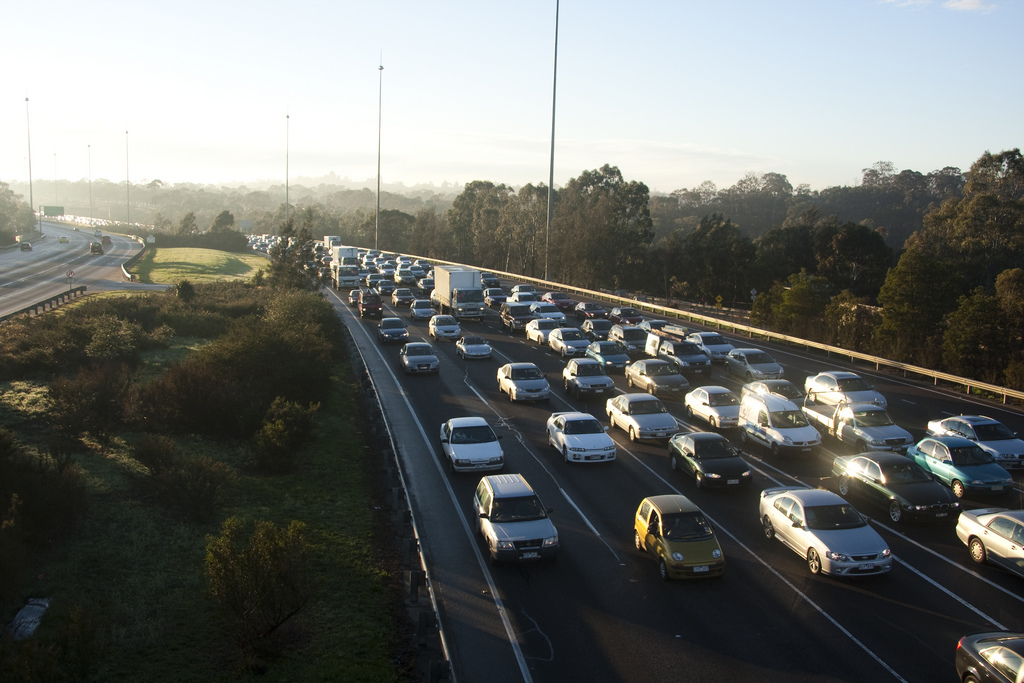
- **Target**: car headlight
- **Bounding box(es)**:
[711,549,722,559]
[741,470,751,477]
[671,552,684,561]
[908,504,928,511]
[825,551,850,562]
[543,536,558,547]
[867,437,883,446]
[704,472,722,479]
[971,479,986,485]
[569,447,587,453]
[782,435,794,444]
[497,540,515,550]
[881,549,891,557]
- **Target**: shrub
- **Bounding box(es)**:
[250,398,320,473]
[155,455,236,523]
[205,517,312,643]
[132,434,179,476]
[48,363,133,445]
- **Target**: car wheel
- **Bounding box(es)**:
[762,515,775,540]
[670,454,679,471]
[969,537,987,564]
[629,427,637,442]
[658,557,670,581]
[561,348,567,358]
[838,476,850,496]
[685,404,693,418]
[695,472,703,489]
[888,501,902,523]
[951,480,966,499]
[563,446,570,463]
[855,440,867,453]
[807,548,822,574]
[771,442,780,458]
[634,530,644,552]
[963,675,981,683]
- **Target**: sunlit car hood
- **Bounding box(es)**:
[807,525,887,555]
[708,405,741,419]
[977,437,1024,456]
[630,413,679,430]
[450,441,503,462]
[651,375,687,388]
[842,389,886,405]
[564,433,615,451]
[662,536,722,561]
[860,424,912,440]
[461,343,491,354]
[490,518,557,542]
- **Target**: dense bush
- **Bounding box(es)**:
[250,398,321,473]
[132,433,236,523]
[205,517,311,643]
[48,363,133,445]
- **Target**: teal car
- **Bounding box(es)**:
[585,341,630,373]
[905,436,1014,499]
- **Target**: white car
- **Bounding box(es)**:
[546,412,617,463]
[927,415,1024,470]
[804,371,886,408]
[684,386,741,429]
[685,332,735,364]
[439,417,504,473]
[759,487,892,577]
[955,508,1024,579]
[529,302,566,322]
[605,393,679,442]
[548,327,590,358]
[525,318,560,344]
[428,314,462,341]
[456,335,492,360]
[497,363,551,402]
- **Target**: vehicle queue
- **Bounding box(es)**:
[339,249,1024,683]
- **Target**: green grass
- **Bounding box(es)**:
[132,248,267,285]
[0,355,410,681]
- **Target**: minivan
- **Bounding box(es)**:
[737,393,820,457]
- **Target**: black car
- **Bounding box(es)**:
[668,432,752,489]
[581,318,613,341]
[377,317,409,344]
[480,272,500,288]
[831,452,959,523]
[956,631,1024,683]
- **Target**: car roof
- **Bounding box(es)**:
[851,452,914,466]
[972,509,1024,523]
[921,435,976,448]
[684,431,731,444]
[482,473,535,498]
[552,411,599,422]
[507,362,540,370]
[622,393,662,403]
[572,358,601,366]
[732,348,764,354]
[743,392,798,410]
[447,416,489,428]
[821,371,859,379]
[701,385,734,395]
[955,415,1000,425]
[773,488,845,505]
[645,494,701,514]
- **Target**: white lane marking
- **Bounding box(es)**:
[330,289,534,683]
[891,556,1005,630]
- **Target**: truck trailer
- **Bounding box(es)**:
[431,266,485,320]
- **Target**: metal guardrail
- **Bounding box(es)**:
[0,286,89,323]
[421,257,1024,406]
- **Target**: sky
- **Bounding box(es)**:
[2,0,1021,197]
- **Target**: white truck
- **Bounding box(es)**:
[801,400,913,453]
[331,263,361,289]
[431,266,486,320]
[330,245,359,266]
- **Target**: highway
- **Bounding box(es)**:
[326,281,1024,683]
[0,221,148,318]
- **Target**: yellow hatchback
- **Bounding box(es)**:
[633,495,724,580]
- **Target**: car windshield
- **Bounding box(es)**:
[662,512,713,540]
[701,335,727,346]
[647,363,677,376]
[576,364,605,376]
[405,345,433,356]
[769,383,802,400]
[485,289,502,296]
[382,320,404,329]
[434,316,456,325]
[837,377,872,392]
[450,425,496,444]
[550,292,569,300]
[629,399,667,415]
[881,460,930,483]
[596,342,623,354]
[412,301,430,309]
[362,294,381,304]
[560,329,584,340]
[676,342,702,355]
[511,366,544,380]
[621,329,646,342]
[854,409,893,427]
[804,504,866,530]
[746,352,773,364]
[490,495,547,523]
[619,308,639,317]
[454,290,484,303]
[462,336,485,346]
[563,418,604,435]
[694,439,736,459]
[949,445,994,466]
[589,320,612,330]
[972,422,1016,441]
[537,320,558,330]
[771,410,809,428]
[395,289,412,296]
[516,285,536,292]
[584,303,603,311]
[708,392,738,406]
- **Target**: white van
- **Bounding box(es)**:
[738,393,821,457]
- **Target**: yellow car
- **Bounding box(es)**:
[633,495,724,580]
[59,236,70,243]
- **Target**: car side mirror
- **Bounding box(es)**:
[604,426,610,431]
[440,438,449,444]
[478,512,488,519]
[792,520,803,528]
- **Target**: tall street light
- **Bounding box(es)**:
[375,58,383,251]
[88,144,93,225]
[25,98,37,233]
[125,129,130,228]
[285,113,290,226]
[53,152,58,207]
[545,0,560,281]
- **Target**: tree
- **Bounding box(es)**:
[813,222,893,299]
[498,183,550,276]
[677,214,755,306]
[0,182,35,245]
[447,181,510,264]
[942,288,1010,383]
[210,210,235,232]
[177,211,197,236]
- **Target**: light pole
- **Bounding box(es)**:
[53,152,58,208]
[25,98,37,234]
[88,144,93,225]
[125,129,130,228]
[285,113,290,226]
[375,58,383,251]
[545,0,560,281]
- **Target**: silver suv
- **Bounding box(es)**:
[473,474,558,563]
